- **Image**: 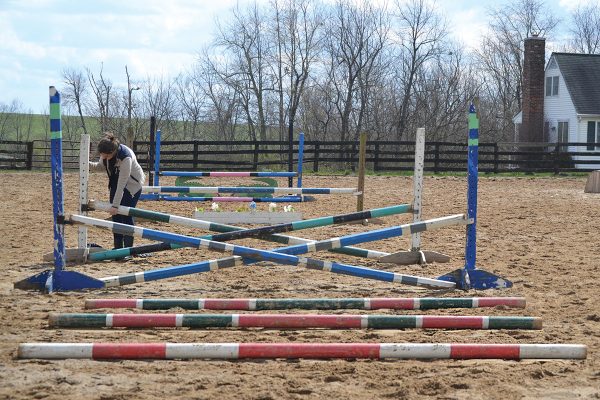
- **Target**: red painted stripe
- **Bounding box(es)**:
[238,314,362,328]
[238,343,380,359]
[450,344,520,359]
[477,297,526,308]
[88,299,138,309]
[111,314,177,327]
[422,316,483,329]
[92,343,167,359]
[204,299,251,310]
[369,298,414,309]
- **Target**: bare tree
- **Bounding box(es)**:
[191,52,241,140]
[392,0,448,141]
[86,63,113,135]
[141,75,178,140]
[174,73,205,139]
[214,2,272,141]
[62,68,89,137]
[270,0,323,141]
[478,0,559,112]
[323,0,390,143]
[568,3,600,54]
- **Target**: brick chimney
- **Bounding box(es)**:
[520,35,546,142]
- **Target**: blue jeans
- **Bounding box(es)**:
[109,188,141,249]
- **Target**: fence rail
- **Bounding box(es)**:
[2,139,599,173]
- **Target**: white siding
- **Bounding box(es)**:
[543,58,577,145]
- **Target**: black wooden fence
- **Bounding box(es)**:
[1,139,599,173]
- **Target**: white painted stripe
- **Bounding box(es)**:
[415,316,423,328]
[472,298,479,308]
[519,344,587,359]
[100,276,119,287]
[415,277,456,288]
[136,299,143,309]
[361,315,369,328]
[133,226,144,237]
[482,316,489,329]
[249,299,257,311]
[380,343,452,359]
[331,237,341,249]
[175,314,183,327]
[134,272,145,283]
[18,343,94,359]
[413,298,420,310]
[306,242,316,252]
[392,274,403,283]
[165,343,240,359]
[224,243,235,252]
[365,250,388,258]
[106,314,113,328]
[322,261,333,272]
[232,314,239,327]
[198,299,205,310]
[209,259,219,271]
[364,298,371,310]
[298,257,309,266]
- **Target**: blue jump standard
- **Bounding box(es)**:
[436,103,512,290]
[14,87,103,292]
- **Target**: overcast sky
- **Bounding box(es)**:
[0,0,592,112]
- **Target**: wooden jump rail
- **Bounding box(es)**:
[86,201,409,262]
[48,313,542,330]
[141,186,360,195]
[18,343,587,360]
[84,297,527,310]
[66,213,467,288]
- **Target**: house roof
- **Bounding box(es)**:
[551,53,600,115]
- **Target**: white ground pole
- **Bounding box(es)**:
[78,134,90,251]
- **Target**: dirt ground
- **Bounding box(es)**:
[0,171,598,400]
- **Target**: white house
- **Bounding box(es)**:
[514,52,600,169]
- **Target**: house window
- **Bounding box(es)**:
[587,121,600,150]
[545,76,559,96]
[558,121,568,143]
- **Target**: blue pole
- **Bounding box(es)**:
[49,86,65,291]
[297,132,304,188]
[437,102,512,290]
[464,103,478,271]
[14,87,104,292]
[153,130,161,186]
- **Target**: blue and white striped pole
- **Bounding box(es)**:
[68,214,457,288]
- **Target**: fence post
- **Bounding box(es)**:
[356,132,367,211]
[253,141,259,171]
[148,116,156,185]
[374,143,380,172]
[554,143,560,175]
[314,142,320,173]
[350,141,357,172]
[27,141,34,170]
[193,142,199,170]
[434,143,440,173]
[493,143,499,173]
